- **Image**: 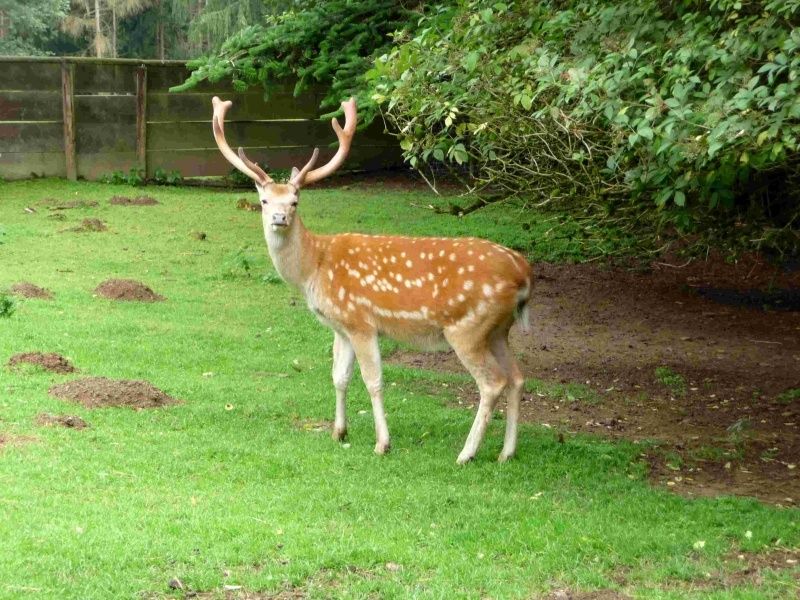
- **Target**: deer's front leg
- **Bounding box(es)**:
[350,333,390,455]
[331,331,355,441]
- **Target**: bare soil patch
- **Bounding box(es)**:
[390,256,800,505]
[7,352,76,374]
[49,377,178,409]
[36,413,88,430]
[66,218,107,233]
[9,282,53,299]
[109,195,159,206]
[95,279,165,302]
[38,198,98,210]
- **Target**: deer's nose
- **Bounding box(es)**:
[272,213,288,226]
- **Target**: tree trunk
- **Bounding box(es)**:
[94,0,103,57]
[0,10,7,40]
[112,6,117,58]
[158,10,165,59]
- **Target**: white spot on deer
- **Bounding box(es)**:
[449,253,456,261]
[382,257,388,264]
[415,279,423,287]
[448,298,456,307]
[463,280,474,291]
[482,283,494,297]
[400,252,406,258]
[390,256,397,264]
[494,282,505,292]
[432,285,439,298]
[427,253,433,260]
[479,254,486,261]
[467,250,474,256]
[365,274,376,284]
[405,260,413,268]
[394,273,403,282]
[420,252,426,259]
[468,265,475,272]
[327,269,333,281]
[347,302,355,312]
[427,273,434,281]
[457,294,465,302]
[457,267,465,275]
[338,287,345,301]
[439,250,445,257]
[443,278,449,287]
[404,280,412,288]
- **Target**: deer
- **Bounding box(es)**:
[211,95,533,464]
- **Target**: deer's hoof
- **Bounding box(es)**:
[374,440,390,455]
[497,450,516,463]
[332,427,347,442]
[456,452,474,465]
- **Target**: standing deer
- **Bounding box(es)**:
[211,96,533,463]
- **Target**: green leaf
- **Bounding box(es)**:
[673,190,686,206]
[463,51,480,73]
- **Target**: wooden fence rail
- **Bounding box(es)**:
[0,56,401,181]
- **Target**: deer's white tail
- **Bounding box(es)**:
[515,277,533,334]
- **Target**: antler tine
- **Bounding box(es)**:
[211,96,273,186]
[289,148,320,187]
[237,147,272,184]
[296,97,357,187]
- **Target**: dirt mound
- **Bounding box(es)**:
[67,218,107,233]
[49,377,178,409]
[544,592,630,600]
[110,195,159,206]
[9,282,53,299]
[36,413,88,429]
[236,198,261,212]
[38,198,98,210]
[7,352,76,374]
[95,279,165,302]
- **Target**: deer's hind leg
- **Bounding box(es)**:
[489,327,525,462]
[445,326,509,464]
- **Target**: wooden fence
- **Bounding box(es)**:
[0,56,401,181]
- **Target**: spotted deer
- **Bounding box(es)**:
[211,96,533,463]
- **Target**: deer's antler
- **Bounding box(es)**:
[211,96,273,186]
[291,98,357,188]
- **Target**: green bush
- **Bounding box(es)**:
[369,0,800,255]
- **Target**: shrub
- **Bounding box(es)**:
[369,0,800,255]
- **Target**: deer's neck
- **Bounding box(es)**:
[264,217,324,290]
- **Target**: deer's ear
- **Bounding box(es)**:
[290,166,300,181]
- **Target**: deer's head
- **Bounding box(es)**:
[211,97,357,234]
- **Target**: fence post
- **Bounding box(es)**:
[135,65,147,175]
[61,61,77,181]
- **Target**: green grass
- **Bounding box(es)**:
[776,388,800,405]
[0,179,798,599]
[655,367,688,398]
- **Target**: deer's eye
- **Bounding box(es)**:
[261,199,268,205]
[290,201,298,207]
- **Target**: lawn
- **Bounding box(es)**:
[0,178,798,599]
